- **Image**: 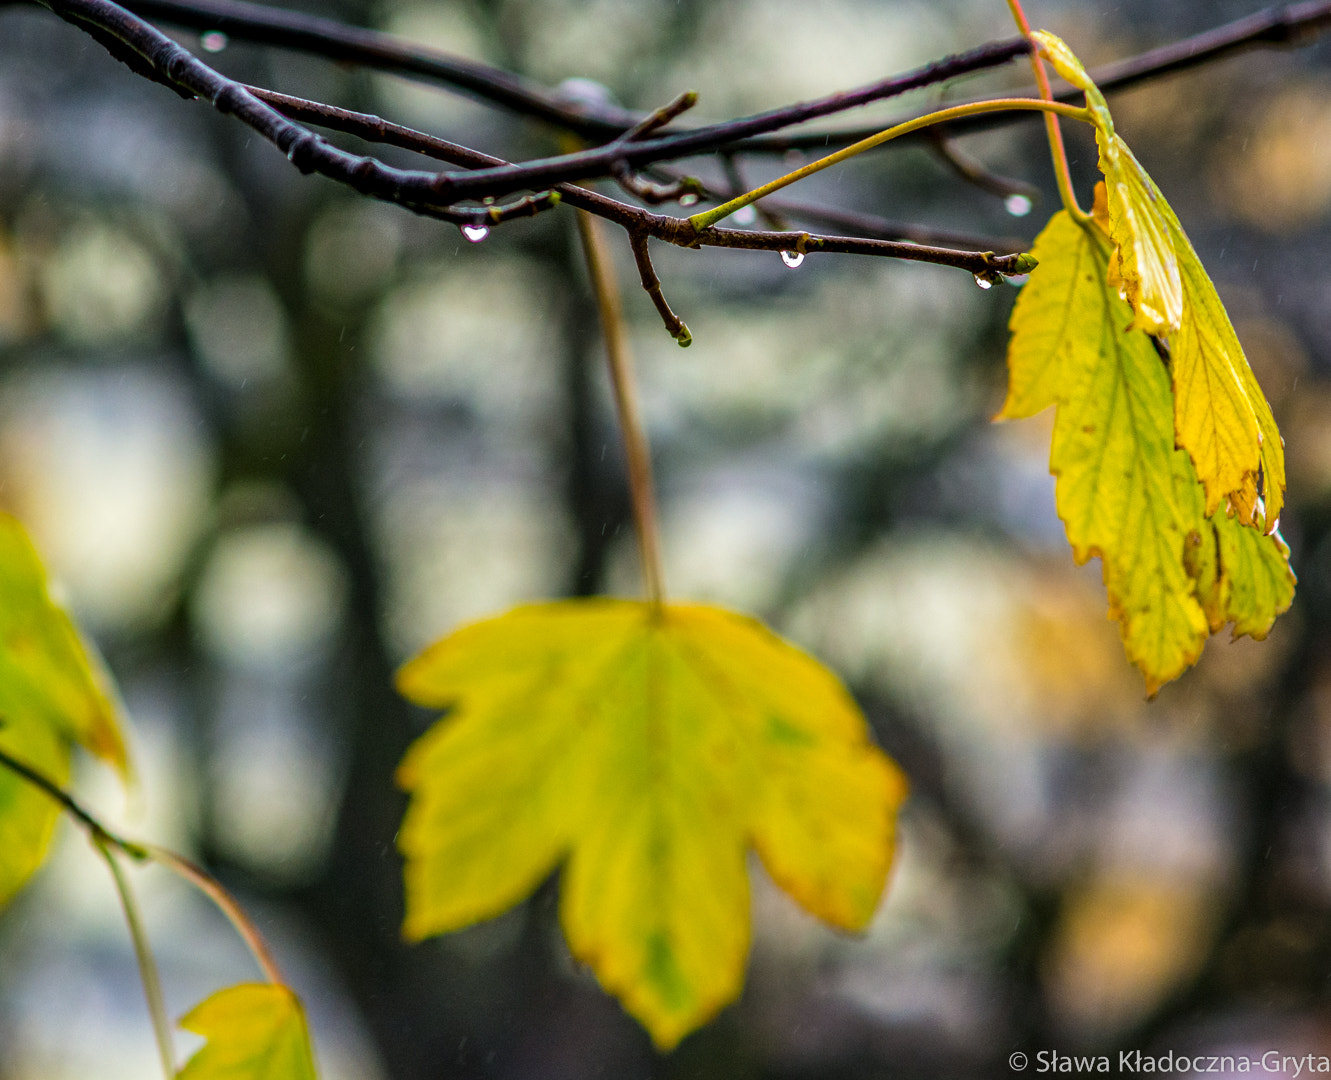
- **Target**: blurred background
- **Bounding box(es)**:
[2,0,1331,1076]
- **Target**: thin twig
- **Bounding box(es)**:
[0,744,148,859]
[146,845,285,985]
[576,210,666,610]
[607,92,702,203]
[610,168,704,206]
[925,130,1041,203]
[111,0,641,136]
[95,839,176,1080]
[629,233,690,346]
[38,0,561,225]
[619,91,698,143]
[735,0,1331,150]
[0,745,287,989]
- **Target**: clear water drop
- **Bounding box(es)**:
[780,250,804,269]
[460,224,490,243]
[200,30,229,52]
[678,193,699,207]
[1005,193,1033,217]
[734,205,757,226]
[973,273,995,290]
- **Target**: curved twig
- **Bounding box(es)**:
[629,233,691,346]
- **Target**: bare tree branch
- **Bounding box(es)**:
[750,0,1331,150]
[86,0,1035,159]
[252,87,1036,276]
[30,0,1331,280]
[109,0,642,135]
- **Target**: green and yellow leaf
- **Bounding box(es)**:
[1033,30,1285,531]
[396,599,907,1049]
[177,983,318,1080]
[0,513,129,907]
[1001,211,1293,692]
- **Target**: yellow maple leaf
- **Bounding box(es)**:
[0,513,129,906]
[1033,30,1285,531]
[1000,211,1294,693]
[395,599,907,1049]
[177,983,319,1080]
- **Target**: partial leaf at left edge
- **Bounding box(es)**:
[177,983,319,1080]
[0,513,130,908]
[0,514,127,771]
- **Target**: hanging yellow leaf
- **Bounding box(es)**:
[177,983,319,1080]
[1033,30,1285,531]
[396,599,907,1049]
[1000,211,1293,692]
[0,512,129,907]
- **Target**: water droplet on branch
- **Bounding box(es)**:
[460,224,490,243]
[780,251,804,269]
[973,273,995,290]
[678,193,699,207]
[1005,194,1033,217]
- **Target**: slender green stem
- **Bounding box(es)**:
[147,845,285,985]
[96,838,176,1080]
[575,208,666,610]
[1004,0,1089,222]
[0,746,286,987]
[0,744,148,859]
[688,97,1089,232]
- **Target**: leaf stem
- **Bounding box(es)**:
[95,838,176,1080]
[0,743,148,859]
[688,97,1089,232]
[1005,0,1088,222]
[0,745,286,987]
[575,209,666,610]
[147,845,286,985]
